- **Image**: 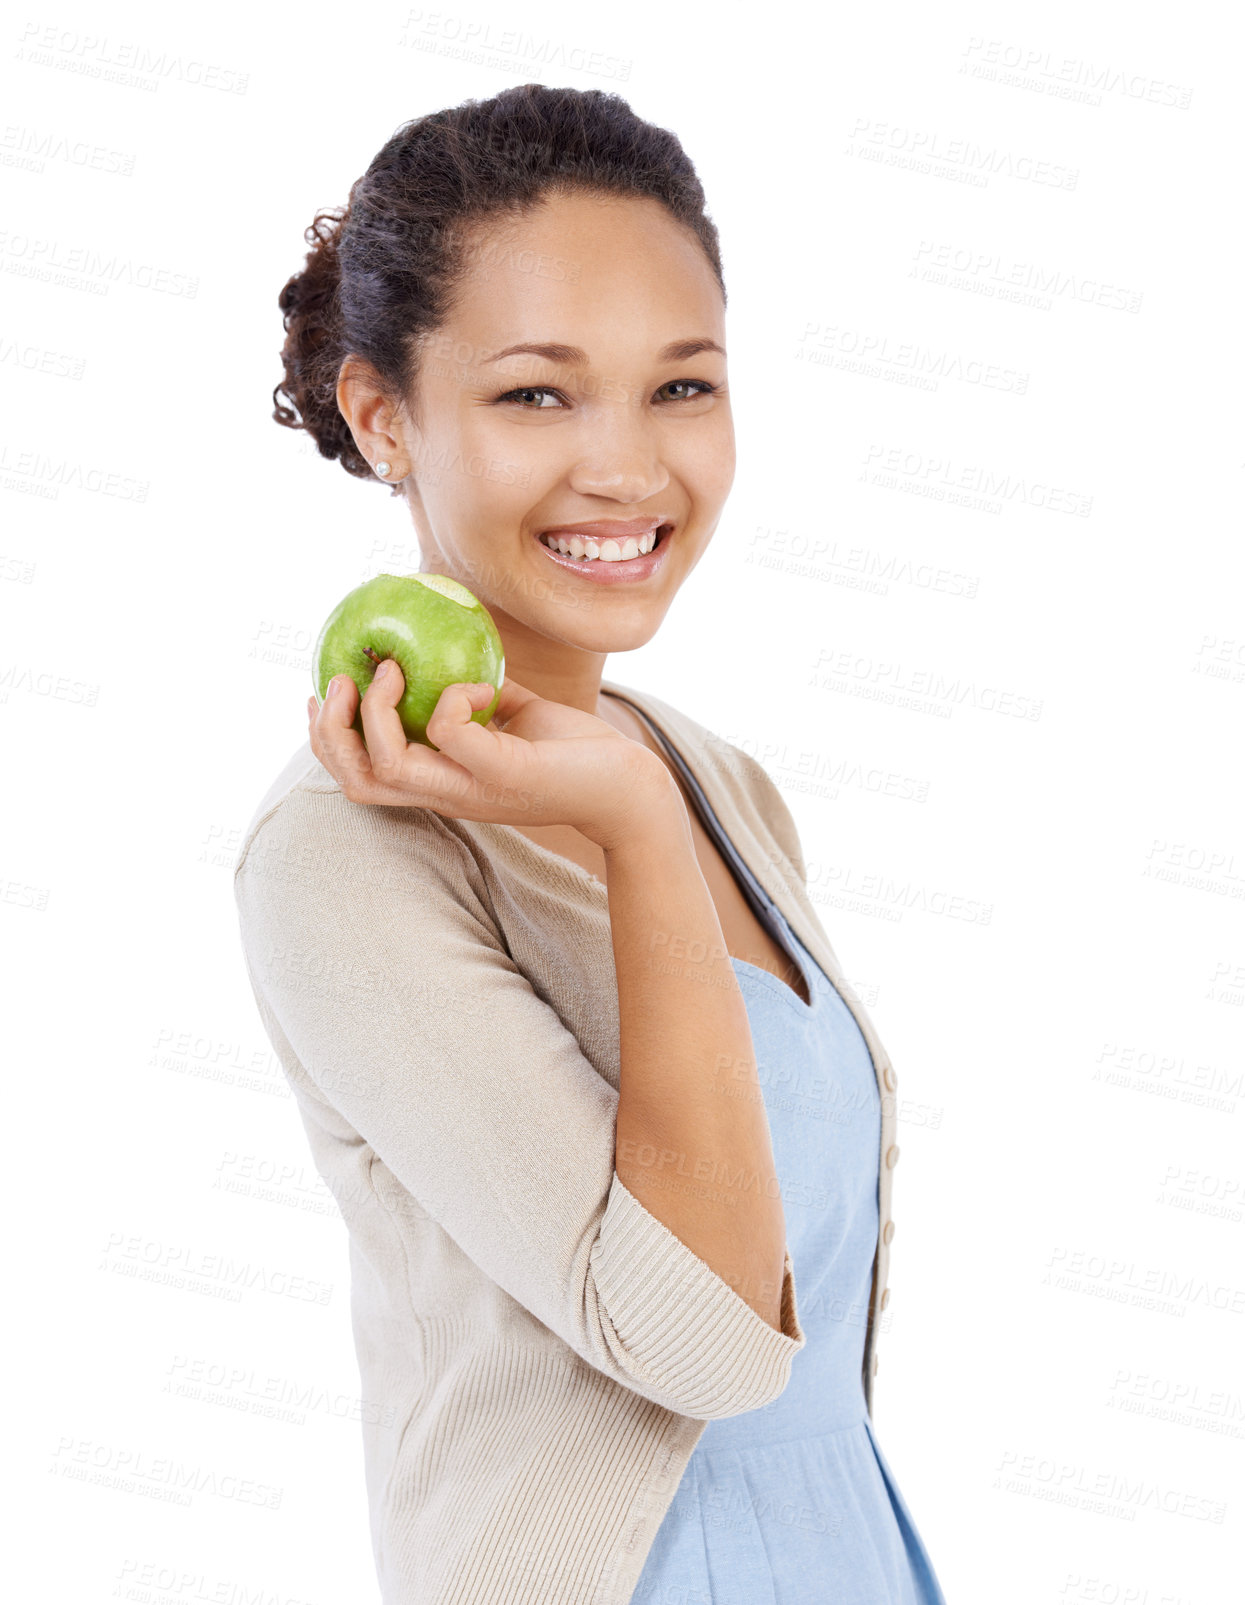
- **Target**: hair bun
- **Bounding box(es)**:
[272,207,368,475]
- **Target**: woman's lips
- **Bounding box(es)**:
[531,522,674,584]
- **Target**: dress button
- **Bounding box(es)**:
[883,1220,895,1244]
[883,1064,897,1091]
[880,1286,890,1309]
[885,1144,900,1168]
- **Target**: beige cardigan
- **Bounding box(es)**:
[232,678,902,1604]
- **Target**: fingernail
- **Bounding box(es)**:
[375,661,392,684]
[327,676,343,698]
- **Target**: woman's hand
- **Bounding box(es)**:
[306,663,672,852]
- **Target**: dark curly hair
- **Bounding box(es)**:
[272,83,726,491]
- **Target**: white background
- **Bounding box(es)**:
[3,2,1242,1601]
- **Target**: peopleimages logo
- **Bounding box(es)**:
[958,36,1194,110]
[14,23,249,93]
[797,320,1030,394]
[993,1448,1224,1523]
[809,646,1044,724]
[844,117,1079,190]
[912,240,1144,314]
[862,444,1093,517]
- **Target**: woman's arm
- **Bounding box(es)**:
[604,781,788,1332]
[312,663,791,1328]
[241,666,805,1419]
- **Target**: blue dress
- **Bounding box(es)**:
[629,814,947,1602]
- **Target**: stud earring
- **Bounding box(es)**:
[374,460,391,478]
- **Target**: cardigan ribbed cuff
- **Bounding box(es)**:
[590,1170,806,1420]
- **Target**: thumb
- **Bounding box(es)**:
[424,681,505,764]
[488,675,538,725]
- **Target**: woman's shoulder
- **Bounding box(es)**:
[231,740,476,896]
[233,742,328,869]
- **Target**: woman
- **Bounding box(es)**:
[236,84,948,1604]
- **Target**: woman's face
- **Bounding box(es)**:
[343,189,735,684]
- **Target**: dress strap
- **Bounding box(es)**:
[620,700,800,968]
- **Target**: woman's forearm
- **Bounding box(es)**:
[603,777,788,1332]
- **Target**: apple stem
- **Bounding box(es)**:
[362,646,383,669]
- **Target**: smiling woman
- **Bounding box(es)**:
[344,187,731,635]
[242,83,948,1605]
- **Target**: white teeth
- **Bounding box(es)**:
[540,529,659,562]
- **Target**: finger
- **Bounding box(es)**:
[314,673,376,793]
[424,681,523,790]
[358,659,412,785]
[487,675,538,728]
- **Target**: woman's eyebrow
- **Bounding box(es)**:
[483,338,726,365]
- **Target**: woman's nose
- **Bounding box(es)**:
[564,410,669,504]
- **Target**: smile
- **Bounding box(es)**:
[532,522,674,584]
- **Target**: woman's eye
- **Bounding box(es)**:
[656,380,718,401]
[497,379,719,408]
[499,386,563,408]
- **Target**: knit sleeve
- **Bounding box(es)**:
[233,783,805,1421]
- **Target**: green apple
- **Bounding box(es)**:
[311,572,505,750]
